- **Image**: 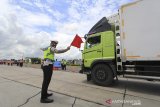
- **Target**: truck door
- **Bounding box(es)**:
[102,31,115,60]
[83,35,102,67]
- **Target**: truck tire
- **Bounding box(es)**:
[92,64,113,86]
[87,74,91,81]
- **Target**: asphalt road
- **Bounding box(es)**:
[0,65,160,107]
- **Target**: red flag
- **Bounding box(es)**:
[71,34,83,48]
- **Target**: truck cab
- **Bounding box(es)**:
[81,17,117,86]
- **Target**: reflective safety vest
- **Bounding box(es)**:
[44,47,54,60]
[62,60,67,65]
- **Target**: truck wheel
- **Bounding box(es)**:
[92,64,113,86]
[87,74,91,81]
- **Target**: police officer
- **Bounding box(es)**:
[62,59,67,70]
[61,59,64,70]
[40,40,70,103]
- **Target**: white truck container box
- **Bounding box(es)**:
[119,0,160,61]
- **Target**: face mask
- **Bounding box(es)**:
[51,43,57,47]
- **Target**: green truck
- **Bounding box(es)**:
[80,0,160,86]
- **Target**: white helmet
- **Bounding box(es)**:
[51,40,58,44]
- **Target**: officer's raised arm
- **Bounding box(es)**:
[51,46,70,53]
[40,46,49,51]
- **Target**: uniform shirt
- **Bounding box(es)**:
[41,46,68,66]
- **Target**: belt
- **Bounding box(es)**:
[44,58,54,62]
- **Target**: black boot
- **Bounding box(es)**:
[40,98,54,103]
[47,93,53,97]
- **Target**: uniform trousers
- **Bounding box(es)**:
[41,64,53,99]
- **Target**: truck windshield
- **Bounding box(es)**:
[86,36,101,48]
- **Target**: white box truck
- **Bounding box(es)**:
[81,0,160,86]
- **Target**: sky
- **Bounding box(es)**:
[0,0,133,60]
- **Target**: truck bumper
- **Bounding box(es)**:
[79,64,91,74]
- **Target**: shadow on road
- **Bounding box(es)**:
[82,78,160,96]
[116,79,160,96]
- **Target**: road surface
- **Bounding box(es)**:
[0,65,160,107]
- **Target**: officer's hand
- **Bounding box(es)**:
[67,46,71,50]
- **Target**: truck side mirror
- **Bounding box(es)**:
[84,34,87,40]
[80,43,84,52]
